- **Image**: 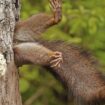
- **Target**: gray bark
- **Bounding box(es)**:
[0,0,22,105]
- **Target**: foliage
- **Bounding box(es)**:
[20,0,105,105]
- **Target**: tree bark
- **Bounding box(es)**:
[0,0,22,105]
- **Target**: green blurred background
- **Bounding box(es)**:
[19,0,105,105]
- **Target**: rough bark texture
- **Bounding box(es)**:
[0,0,22,105]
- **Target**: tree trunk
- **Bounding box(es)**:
[0,0,22,105]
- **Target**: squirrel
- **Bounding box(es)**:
[14,0,63,67]
[13,0,105,104]
[14,40,105,105]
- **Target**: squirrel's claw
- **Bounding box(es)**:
[50,0,62,23]
[50,51,63,68]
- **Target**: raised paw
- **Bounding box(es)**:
[49,0,62,23]
[50,0,61,10]
[50,51,63,68]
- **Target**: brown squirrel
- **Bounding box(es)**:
[13,0,105,105]
[14,0,63,67]
[14,40,105,105]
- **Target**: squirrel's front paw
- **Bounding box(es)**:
[50,51,63,67]
[50,0,62,23]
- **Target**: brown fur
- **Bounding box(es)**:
[14,40,105,105]
[38,40,105,105]
[13,0,63,68]
[13,0,105,104]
